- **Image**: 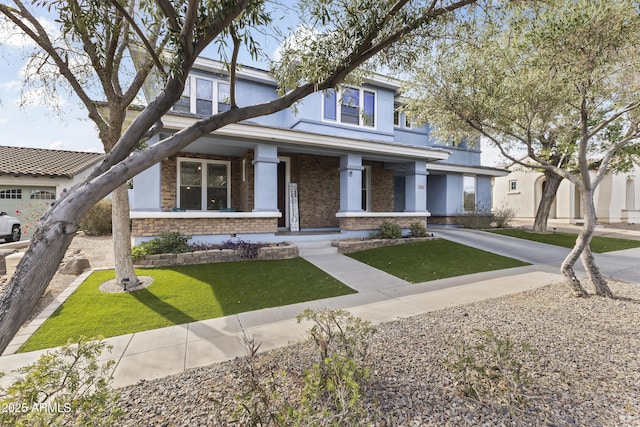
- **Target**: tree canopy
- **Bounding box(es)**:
[400,0,640,296]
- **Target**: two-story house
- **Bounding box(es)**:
[130,58,507,244]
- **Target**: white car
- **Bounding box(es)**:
[0,212,21,242]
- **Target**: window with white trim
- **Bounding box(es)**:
[173,76,231,116]
[30,188,56,200]
[177,158,231,210]
[0,188,21,199]
[463,175,477,212]
[509,180,517,192]
[393,103,414,129]
[323,87,376,128]
[361,166,371,211]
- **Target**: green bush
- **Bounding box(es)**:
[80,199,113,236]
[131,232,190,260]
[370,221,402,239]
[408,221,428,238]
[0,338,122,427]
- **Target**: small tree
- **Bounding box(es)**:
[401,0,640,297]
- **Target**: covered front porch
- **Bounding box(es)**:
[130,121,449,244]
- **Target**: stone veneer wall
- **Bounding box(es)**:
[134,243,299,267]
[332,236,436,254]
[131,217,278,237]
[338,216,427,231]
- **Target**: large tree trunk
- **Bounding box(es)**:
[579,196,613,297]
[532,171,562,232]
[0,196,94,352]
[580,247,613,297]
[112,185,138,287]
[560,188,591,297]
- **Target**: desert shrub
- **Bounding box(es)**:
[408,221,428,238]
[80,199,113,236]
[444,329,536,407]
[0,338,122,427]
[225,309,378,425]
[131,232,190,260]
[370,221,402,239]
[492,206,516,228]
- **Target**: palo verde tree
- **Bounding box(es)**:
[0,0,479,353]
[400,0,640,297]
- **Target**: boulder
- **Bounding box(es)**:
[59,256,91,275]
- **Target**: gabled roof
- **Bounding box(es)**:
[0,146,104,179]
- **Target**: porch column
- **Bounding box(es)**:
[252,144,279,212]
[339,154,363,212]
[405,161,428,212]
[132,162,162,211]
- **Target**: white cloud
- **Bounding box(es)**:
[0,15,59,49]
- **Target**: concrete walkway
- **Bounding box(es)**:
[2,228,635,389]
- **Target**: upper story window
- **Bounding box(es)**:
[173,75,231,116]
[394,103,414,129]
[323,87,376,128]
[177,157,231,211]
[509,180,518,192]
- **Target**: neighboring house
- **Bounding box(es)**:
[494,163,640,225]
[0,146,104,238]
[131,58,507,244]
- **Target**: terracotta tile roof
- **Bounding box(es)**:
[0,146,104,179]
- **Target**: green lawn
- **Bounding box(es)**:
[347,240,529,283]
[20,258,354,352]
[487,228,640,253]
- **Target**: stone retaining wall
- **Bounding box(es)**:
[332,236,437,254]
[133,243,298,267]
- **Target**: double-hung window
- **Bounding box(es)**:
[178,158,231,211]
[173,75,231,116]
[323,86,376,128]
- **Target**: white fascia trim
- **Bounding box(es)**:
[162,117,450,161]
[193,57,276,85]
[336,211,431,218]
[130,211,281,219]
[428,162,509,177]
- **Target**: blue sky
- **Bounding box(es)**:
[0,9,502,165]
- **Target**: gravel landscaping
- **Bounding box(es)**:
[116,280,640,426]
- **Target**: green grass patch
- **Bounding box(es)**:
[487,229,640,253]
[347,240,529,283]
[20,258,354,352]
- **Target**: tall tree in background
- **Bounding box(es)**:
[0,0,479,353]
[401,0,640,297]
